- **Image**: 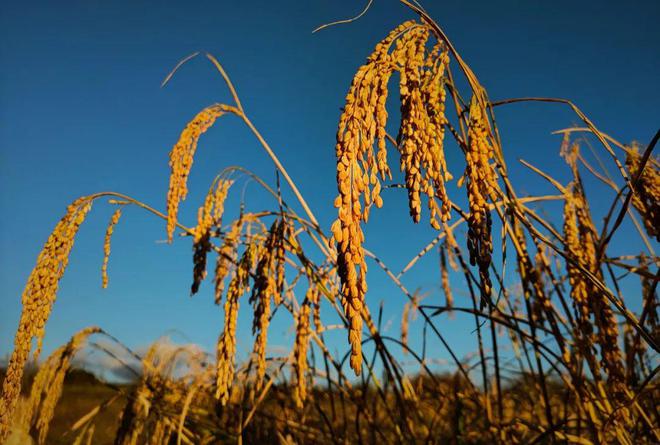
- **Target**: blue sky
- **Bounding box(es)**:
[1,1,658,378]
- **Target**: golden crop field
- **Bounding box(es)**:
[1,2,658,444]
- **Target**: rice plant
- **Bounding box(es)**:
[2,2,658,444]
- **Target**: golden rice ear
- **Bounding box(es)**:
[191,179,233,295]
[638,254,658,332]
[395,33,453,228]
[306,285,323,333]
[293,302,311,408]
[332,22,461,375]
[395,26,431,224]
[216,241,255,404]
[563,183,628,413]
[166,104,237,242]
[214,219,243,304]
[273,219,289,306]
[102,208,123,289]
[0,197,93,441]
[465,95,498,300]
[115,341,192,445]
[333,21,431,375]
[250,220,282,390]
[563,185,599,374]
[23,327,101,445]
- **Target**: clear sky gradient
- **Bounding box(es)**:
[1,1,658,375]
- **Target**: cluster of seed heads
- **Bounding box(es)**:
[250,219,289,390]
[563,181,627,411]
[331,20,456,374]
[293,301,311,408]
[102,208,123,289]
[563,186,599,372]
[0,196,92,440]
[166,104,237,242]
[191,179,233,295]
[21,327,100,445]
[307,284,322,333]
[214,219,243,304]
[2,8,658,444]
[465,96,498,299]
[209,209,318,406]
[216,239,258,404]
[114,344,190,445]
[396,36,452,228]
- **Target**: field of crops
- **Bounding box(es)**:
[1,2,658,444]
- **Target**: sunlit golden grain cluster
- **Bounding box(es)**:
[330,20,461,374]
[102,208,123,289]
[292,301,311,408]
[215,228,255,405]
[0,196,93,440]
[166,104,238,242]
[464,96,498,298]
[17,327,101,445]
[191,178,233,295]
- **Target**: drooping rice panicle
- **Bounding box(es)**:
[102,208,123,289]
[216,241,257,404]
[166,104,235,242]
[465,95,498,299]
[0,197,93,441]
[24,327,101,445]
[331,22,416,374]
[250,220,282,389]
[191,179,232,295]
[214,219,243,304]
[331,21,455,374]
[564,180,628,416]
[293,302,311,408]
